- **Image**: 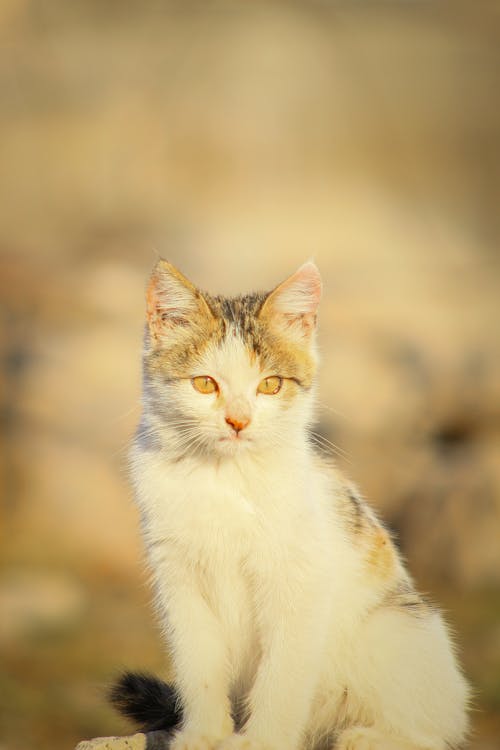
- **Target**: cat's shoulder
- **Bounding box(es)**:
[313,455,402,581]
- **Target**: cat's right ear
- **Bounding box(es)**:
[146,260,213,346]
[259,261,322,344]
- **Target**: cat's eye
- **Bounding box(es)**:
[257,376,282,395]
[192,376,218,394]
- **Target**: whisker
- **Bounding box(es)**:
[316,400,352,423]
[309,431,352,464]
[109,401,142,424]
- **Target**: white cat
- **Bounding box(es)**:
[112,260,469,750]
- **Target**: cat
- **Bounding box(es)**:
[111,259,469,750]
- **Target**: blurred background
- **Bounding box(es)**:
[0,1,499,748]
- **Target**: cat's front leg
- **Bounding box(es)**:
[152,556,233,750]
[221,556,330,750]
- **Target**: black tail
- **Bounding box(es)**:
[109,671,183,733]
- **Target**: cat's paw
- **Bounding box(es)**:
[335,727,403,750]
[336,728,376,750]
[169,730,218,750]
[218,736,268,750]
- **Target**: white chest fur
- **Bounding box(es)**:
[133,448,323,553]
[132,450,322,685]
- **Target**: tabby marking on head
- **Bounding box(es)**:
[140,259,321,460]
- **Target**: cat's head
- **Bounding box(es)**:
[140,259,321,460]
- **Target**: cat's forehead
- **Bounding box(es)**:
[206,292,268,353]
[202,292,267,376]
[199,307,315,387]
[205,292,290,374]
[200,327,262,381]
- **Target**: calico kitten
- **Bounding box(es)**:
[112,260,469,750]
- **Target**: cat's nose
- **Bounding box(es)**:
[225,415,250,434]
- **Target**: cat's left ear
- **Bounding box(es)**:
[146,259,214,347]
[259,261,322,342]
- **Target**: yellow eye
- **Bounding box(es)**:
[257,376,282,395]
[192,376,218,394]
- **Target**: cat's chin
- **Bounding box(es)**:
[215,435,253,456]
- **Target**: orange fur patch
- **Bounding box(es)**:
[365,526,398,581]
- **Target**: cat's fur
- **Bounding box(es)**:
[115,260,469,750]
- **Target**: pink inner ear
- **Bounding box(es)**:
[146,260,201,326]
[145,261,200,343]
[271,261,322,317]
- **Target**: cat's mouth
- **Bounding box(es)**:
[217,432,252,451]
[219,434,250,443]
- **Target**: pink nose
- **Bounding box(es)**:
[225,416,250,434]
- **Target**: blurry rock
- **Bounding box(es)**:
[0,568,86,643]
[3,433,144,574]
[76,732,169,750]
[395,433,500,589]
